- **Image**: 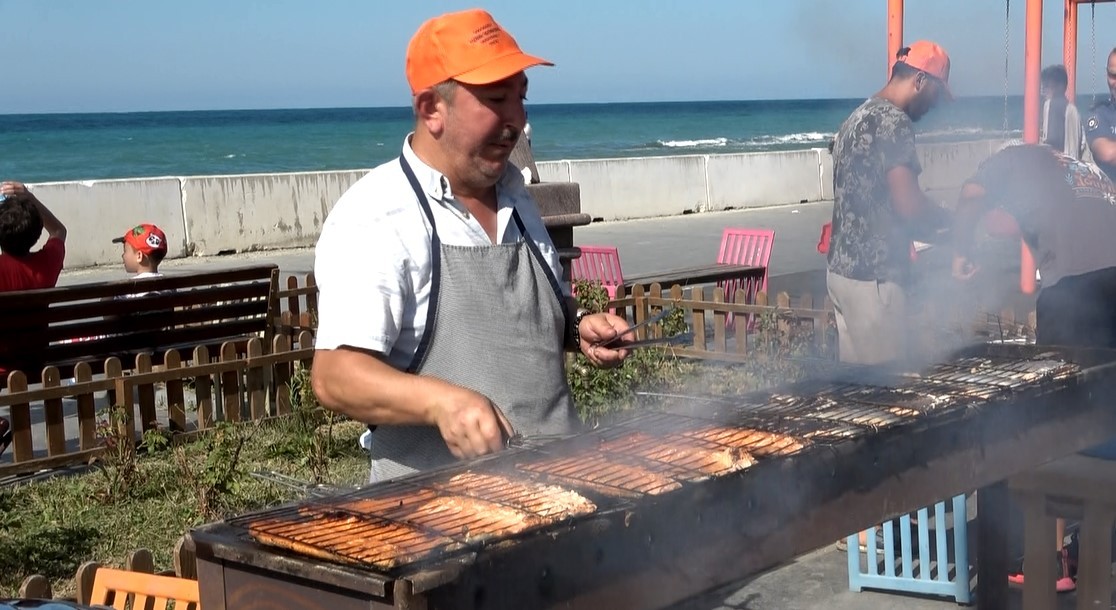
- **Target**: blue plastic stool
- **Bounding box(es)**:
[847,494,971,604]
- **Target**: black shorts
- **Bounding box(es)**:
[1035,266,1116,348]
[1036,266,1116,459]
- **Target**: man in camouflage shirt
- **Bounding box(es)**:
[827,41,954,365]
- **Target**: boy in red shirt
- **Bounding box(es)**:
[0,181,67,292]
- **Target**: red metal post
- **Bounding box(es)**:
[1065,0,1079,101]
[1021,0,1044,294]
[888,0,904,78]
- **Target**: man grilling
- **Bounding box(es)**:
[953,141,1116,590]
[827,41,954,365]
[311,9,631,482]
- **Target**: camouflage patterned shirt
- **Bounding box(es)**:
[827,97,921,284]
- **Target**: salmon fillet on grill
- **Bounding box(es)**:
[597,431,757,475]
[247,508,456,569]
[517,451,684,497]
[433,472,597,518]
[682,425,805,457]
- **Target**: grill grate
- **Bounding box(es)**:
[232,471,598,570]
[230,350,1084,574]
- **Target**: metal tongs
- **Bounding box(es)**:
[595,306,690,350]
[251,470,350,499]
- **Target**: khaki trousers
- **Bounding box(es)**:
[826,270,907,365]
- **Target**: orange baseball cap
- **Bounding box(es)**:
[112,223,167,256]
[898,40,953,100]
[405,9,553,94]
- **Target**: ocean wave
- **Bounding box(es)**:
[657,137,728,148]
[747,131,834,145]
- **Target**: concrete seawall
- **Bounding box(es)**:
[28,140,1000,270]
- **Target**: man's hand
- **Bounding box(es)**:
[952,254,979,281]
[578,312,631,368]
[430,385,513,460]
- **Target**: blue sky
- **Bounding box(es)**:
[4,0,1116,113]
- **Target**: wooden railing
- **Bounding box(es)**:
[610,283,837,362]
[275,272,317,341]
[17,538,198,604]
[0,331,313,477]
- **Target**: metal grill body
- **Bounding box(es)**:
[192,344,1116,610]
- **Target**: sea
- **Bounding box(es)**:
[0,95,1093,184]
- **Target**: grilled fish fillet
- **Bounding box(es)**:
[518,452,683,497]
[434,472,597,518]
[248,508,453,569]
[597,431,756,475]
[683,425,805,457]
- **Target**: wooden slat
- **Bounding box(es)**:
[0,283,269,331]
[19,300,267,347]
[8,371,33,462]
[712,287,727,353]
[0,265,276,307]
[194,346,213,430]
[221,342,241,423]
[305,272,318,321]
[272,335,293,416]
[286,275,301,324]
[136,353,158,431]
[75,561,101,606]
[0,447,105,477]
[165,350,187,432]
[19,574,52,599]
[74,362,98,450]
[247,339,268,420]
[127,548,156,573]
[42,366,66,455]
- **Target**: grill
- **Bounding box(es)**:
[191,344,1116,610]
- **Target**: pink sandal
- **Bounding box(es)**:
[1008,548,1076,592]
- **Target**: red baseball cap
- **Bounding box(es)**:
[112,223,167,256]
[405,9,553,94]
[898,41,953,100]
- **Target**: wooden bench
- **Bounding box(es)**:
[0,264,280,386]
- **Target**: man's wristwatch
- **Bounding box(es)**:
[572,308,591,349]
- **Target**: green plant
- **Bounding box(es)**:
[175,421,251,520]
[268,364,354,483]
[93,404,140,503]
[567,280,695,426]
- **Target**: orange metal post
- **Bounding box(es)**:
[1021,0,1044,294]
[1065,0,1078,101]
[888,0,904,77]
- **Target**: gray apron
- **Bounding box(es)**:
[368,156,576,482]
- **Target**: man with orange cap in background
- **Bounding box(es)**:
[827,41,955,555]
[311,9,631,482]
[826,41,955,367]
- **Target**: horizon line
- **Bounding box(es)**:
[4,92,1108,117]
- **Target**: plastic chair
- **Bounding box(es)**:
[570,246,625,300]
[89,567,201,610]
[846,494,971,604]
[716,228,775,330]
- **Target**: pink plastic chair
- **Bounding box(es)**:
[570,246,625,300]
[717,227,775,302]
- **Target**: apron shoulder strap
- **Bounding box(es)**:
[512,207,570,333]
[398,155,441,373]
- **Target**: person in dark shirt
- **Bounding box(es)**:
[953,142,1116,591]
[827,41,953,365]
[1085,48,1116,180]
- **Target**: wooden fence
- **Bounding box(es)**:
[0,331,313,478]
[17,538,197,604]
[611,283,838,362]
[275,272,318,341]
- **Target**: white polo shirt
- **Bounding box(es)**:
[314,136,567,370]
